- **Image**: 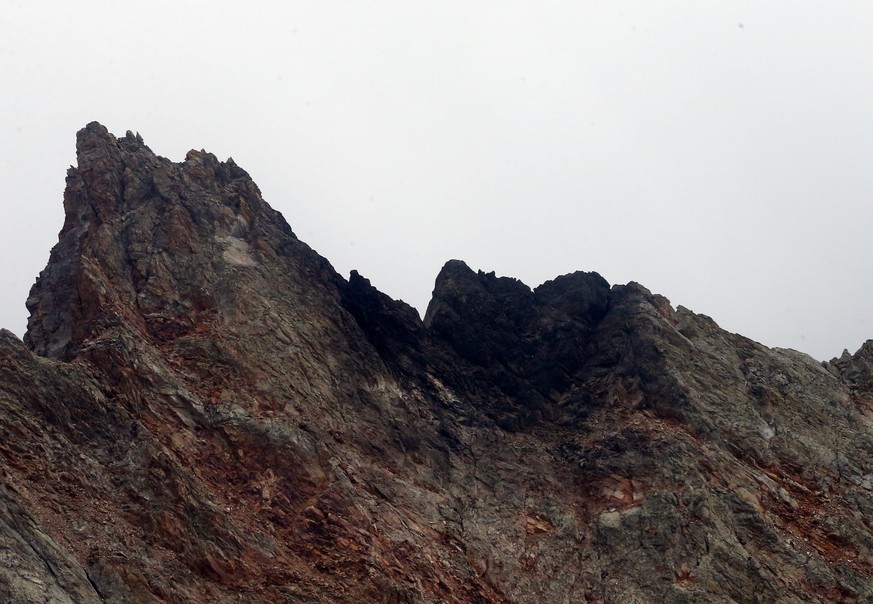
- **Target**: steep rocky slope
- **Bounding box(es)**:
[3,123,873,602]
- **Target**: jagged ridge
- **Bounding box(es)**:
[2,123,873,602]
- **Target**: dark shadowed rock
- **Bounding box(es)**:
[4,124,873,602]
[534,269,610,325]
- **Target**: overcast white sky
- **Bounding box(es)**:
[3,1,873,361]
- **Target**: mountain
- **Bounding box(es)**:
[3,122,873,603]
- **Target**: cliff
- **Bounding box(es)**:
[3,123,873,602]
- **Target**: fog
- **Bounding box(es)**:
[3,2,873,360]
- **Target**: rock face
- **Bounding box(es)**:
[5,123,873,602]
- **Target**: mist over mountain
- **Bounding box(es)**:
[3,124,873,602]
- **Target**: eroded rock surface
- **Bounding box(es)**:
[4,122,873,602]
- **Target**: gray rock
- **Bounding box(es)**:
[4,123,873,602]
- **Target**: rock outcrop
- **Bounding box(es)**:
[4,122,873,602]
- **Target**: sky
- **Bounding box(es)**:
[3,1,873,361]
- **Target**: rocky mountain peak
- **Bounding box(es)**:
[25,122,313,361]
[4,124,873,602]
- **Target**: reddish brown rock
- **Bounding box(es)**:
[3,123,873,602]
